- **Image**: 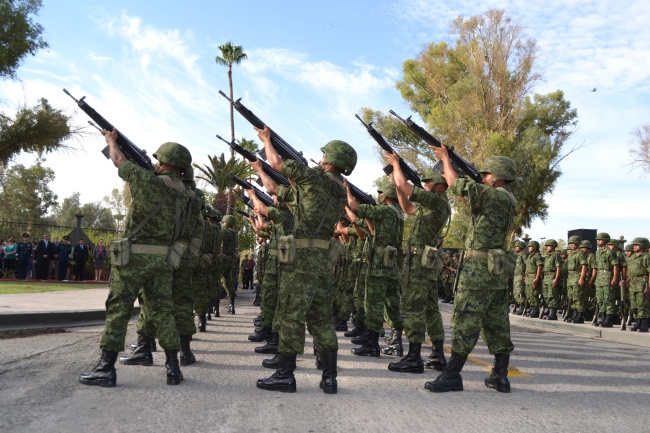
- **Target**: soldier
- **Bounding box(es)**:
[513,240,527,315]
[221,215,239,314]
[79,130,191,387]
[589,233,619,327]
[565,237,588,323]
[344,182,404,359]
[523,241,543,318]
[424,151,517,393]
[344,219,371,338]
[626,238,650,332]
[541,239,562,320]
[441,251,453,303]
[559,249,569,315]
[385,159,450,374]
[193,204,220,330]
[253,236,268,306]
[254,126,356,394]
[581,240,597,322]
[334,228,356,332]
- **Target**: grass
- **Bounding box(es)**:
[0,281,107,295]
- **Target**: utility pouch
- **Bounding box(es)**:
[189,238,202,258]
[421,245,444,271]
[199,253,213,269]
[488,249,507,276]
[277,235,296,264]
[168,240,188,270]
[329,239,344,265]
[110,238,131,267]
[382,245,398,268]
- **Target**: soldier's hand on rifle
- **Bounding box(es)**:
[344,206,357,222]
[254,125,272,145]
[249,159,263,173]
[431,141,449,161]
[342,178,351,191]
[384,151,399,166]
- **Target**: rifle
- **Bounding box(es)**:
[308,159,377,206]
[216,135,291,187]
[221,170,275,208]
[452,250,465,295]
[389,110,482,183]
[63,89,155,171]
[235,208,255,220]
[219,91,308,165]
[355,114,422,188]
[619,274,628,330]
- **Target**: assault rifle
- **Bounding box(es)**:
[309,159,376,206]
[216,135,291,187]
[235,208,254,220]
[355,114,422,188]
[219,91,308,165]
[618,273,628,330]
[389,110,482,183]
[63,89,154,171]
[221,170,275,208]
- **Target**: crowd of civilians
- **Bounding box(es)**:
[0,233,110,282]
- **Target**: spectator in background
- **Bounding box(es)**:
[73,239,90,281]
[50,237,60,279]
[34,233,55,281]
[3,238,17,279]
[93,239,107,281]
[29,241,38,279]
[57,236,73,281]
[0,240,5,272]
[244,254,256,290]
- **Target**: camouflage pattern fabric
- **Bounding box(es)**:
[543,251,562,309]
[524,252,543,307]
[626,252,650,319]
[351,226,370,325]
[220,227,238,301]
[585,252,596,306]
[514,251,526,305]
[335,235,356,322]
[566,248,588,312]
[594,247,619,315]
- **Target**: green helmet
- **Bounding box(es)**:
[421,168,447,185]
[560,249,568,255]
[595,232,611,242]
[452,253,459,258]
[528,240,540,249]
[479,156,517,181]
[211,208,222,221]
[568,235,581,244]
[544,239,558,248]
[378,184,397,199]
[625,244,634,251]
[223,215,237,226]
[320,140,357,176]
[514,240,526,248]
[580,240,592,250]
[202,205,212,218]
[153,142,192,175]
[632,237,647,247]
[607,239,618,247]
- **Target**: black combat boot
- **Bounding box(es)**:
[351,329,371,345]
[546,308,558,321]
[630,315,641,331]
[599,314,613,328]
[425,339,447,371]
[388,341,424,374]
[79,350,118,387]
[381,329,403,356]
[256,353,297,393]
[319,352,338,394]
[229,301,236,315]
[165,350,183,385]
[262,354,280,369]
[343,323,365,338]
[528,306,540,318]
[198,315,207,332]
[572,311,585,324]
[484,353,511,393]
[248,327,273,342]
[351,330,380,357]
[179,335,196,366]
[129,338,157,352]
[639,318,649,333]
[120,335,154,366]
[593,311,605,327]
[564,309,574,323]
[424,351,467,392]
[335,320,348,332]
[214,301,220,318]
[255,332,279,354]
[207,311,212,320]
[514,305,523,315]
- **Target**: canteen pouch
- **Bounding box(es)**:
[382,245,398,268]
[277,235,296,264]
[421,245,444,271]
[189,238,202,258]
[168,241,188,270]
[488,249,507,276]
[110,238,131,267]
[329,239,344,266]
[199,253,213,269]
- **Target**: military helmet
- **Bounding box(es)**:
[527,240,540,249]
[514,240,526,248]
[632,237,647,247]
[452,253,459,258]
[479,156,517,181]
[223,215,237,226]
[320,140,357,176]
[607,239,618,247]
[421,168,447,185]
[153,142,192,175]
[560,249,568,255]
[580,240,592,249]
[625,243,634,251]
[202,204,212,218]
[595,232,611,242]
[378,184,397,199]
[568,235,581,244]
[211,208,222,221]
[544,239,558,248]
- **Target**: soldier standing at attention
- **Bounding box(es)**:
[513,240,527,315]
[541,239,562,320]
[591,233,619,327]
[253,125,355,394]
[79,129,190,387]
[385,157,450,374]
[582,240,597,322]
[425,146,517,393]
[523,241,543,318]
[626,238,650,332]
[565,236,588,323]
[221,215,239,314]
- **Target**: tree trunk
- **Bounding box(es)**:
[226,64,234,215]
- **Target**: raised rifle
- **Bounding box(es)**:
[235,208,254,219]
[309,159,376,206]
[355,114,423,188]
[221,170,275,208]
[63,89,154,171]
[216,135,291,187]
[389,110,482,183]
[218,91,308,165]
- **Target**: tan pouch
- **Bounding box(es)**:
[421,245,444,271]
[382,245,398,268]
[199,253,213,269]
[168,241,188,270]
[110,238,131,267]
[277,235,296,264]
[189,238,202,258]
[329,239,344,265]
[488,249,506,276]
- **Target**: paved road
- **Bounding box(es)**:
[1,291,649,433]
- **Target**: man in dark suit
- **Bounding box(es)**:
[34,233,56,281]
[73,239,90,281]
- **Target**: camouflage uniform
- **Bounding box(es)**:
[542,242,562,310]
[220,218,239,303]
[336,234,357,323]
[627,239,650,329]
[351,222,370,329]
[593,234,619,319]
[513,244,526,308]
[524,244,543,309]
[566,243,588,314]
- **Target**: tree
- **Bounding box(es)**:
[0,159,57,225]
[54,192,115,229]
[627,123,650,174]
[103,184,131,232]
[239,137,259,155]
[0,0,48,80]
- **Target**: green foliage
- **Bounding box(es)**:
[53,192,115,229]
[239,137,259,155]
[102,185,131,232]
[0,159,57,225]
[0,0,48,80]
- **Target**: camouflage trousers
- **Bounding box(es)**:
[542,278,559,309]
[567,283,586,312]
[352,261,368,325]
[451,288,514,357]
[220,256,237,301]
[192,262,213,316]
[364,275,397,333]
[260,271,279,330]
[337,268,356,323]
[276,251,338,355]
[445,279,454,298]
[100,254,179,352]
[384,279,402,331]
[513,276,525,304]
[595,284,617,315]
[525,274,540,307]
[401,265,444,344]
[138,253,196,338]
[629,287,650,319]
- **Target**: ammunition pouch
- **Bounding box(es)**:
[199,253,213,269]
[189,238,202,258]
[169,240,188,270]
[487,249,506,276]
[110,238,131,267]
[378,245,398,268]
[277,235,296,264]
[421,245,444,271]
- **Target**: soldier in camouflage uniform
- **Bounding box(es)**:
[541,239,562,320]
[441,251,453,303]
[607,239,627,324]
[513,240,527,315]
[344,220,371,338]
[79,131,190,387]
[253,236,268,306]
[590,233,619,327]
[626,238,650,332]
[564,236,588,323]
[220,215,239,314]
[559,249,569,315]
[582,240,597,322]
[254,126,356,394]
[523,241,543,318]
[424,153,517,394]
[334,230,357,332]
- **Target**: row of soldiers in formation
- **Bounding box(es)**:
[512,234,650,331]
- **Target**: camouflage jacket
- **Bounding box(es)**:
[408,186,450,248]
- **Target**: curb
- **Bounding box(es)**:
[0,306,140,327]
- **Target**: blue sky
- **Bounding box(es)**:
[2,0,649,244]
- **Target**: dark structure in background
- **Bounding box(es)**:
[567,229,597,251]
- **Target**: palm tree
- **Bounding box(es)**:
[193,153,255,216]
[215,41,248,160]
